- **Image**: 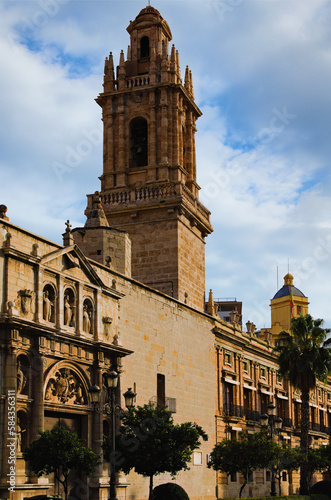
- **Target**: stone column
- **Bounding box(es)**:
[160,89,168,164]
[192,117,197,181]
[172,92,179,166]
[76,282,82,337]
[185,109,194,181]
[117,96,125,171]
[253,362,259,412]
[105,109,114,174]
[1,346,17,485]
[238,355,243,407]
[149,91,156,168]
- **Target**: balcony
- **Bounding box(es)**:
[223,404,244,418]
[281,417,293,428]
[244,409,260,422]
[309,422,330,434]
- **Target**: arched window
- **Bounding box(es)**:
[130,117,148,168]
[140,36,150,59]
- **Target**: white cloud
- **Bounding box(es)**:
[1,0,331,329]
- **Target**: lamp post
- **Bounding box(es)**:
[89,371,136,500]
[260,402,282,497]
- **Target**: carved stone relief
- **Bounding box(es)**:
[19,289,34,316]
[45,368,86,405]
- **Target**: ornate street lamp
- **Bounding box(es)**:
[260,402,282,497]
[89,372,136,500]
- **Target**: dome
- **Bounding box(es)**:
[272,274,306,299]
[137,6,163,19]
[272,285,306,300]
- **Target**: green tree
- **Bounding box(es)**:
[208,430,279,498]
[23,425,100,500]
[308,443,331,479]
[274,313,331,494]
[273,446,303,495]
[103,403,208,500]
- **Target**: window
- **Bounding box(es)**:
[297,305,301,314]
[260,367,266,379]
[130,117,148,168]
[230,430,237,441]
[224,352,232,366]
[140,36,149,58]
[243,360,249,374]
[230,471,237,482]
[266,470,271,481]
[282,471,287,481]
[260,393,269,414]
[248,471,253,483]
[294,402,301,428]
[193,451,202,466]
[157,373,165,407]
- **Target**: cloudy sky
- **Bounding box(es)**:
[1,0,331,329]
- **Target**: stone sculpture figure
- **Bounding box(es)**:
[83,305,91,333]
[64,295,72,326]
[43,290,53,322]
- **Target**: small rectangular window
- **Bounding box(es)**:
[266,470,271,481]
[230,471,237,482]
[193,451,202,466]
[157,373,165,407]
[224,352,232,366]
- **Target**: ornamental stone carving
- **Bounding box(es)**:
[45,368,86,404]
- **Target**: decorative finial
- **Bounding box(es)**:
[63,220,74,247]
[0,204,9,221]
[65,220,72,233]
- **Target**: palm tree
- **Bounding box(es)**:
[274,314,331,495]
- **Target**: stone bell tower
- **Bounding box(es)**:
[87,5,213,311]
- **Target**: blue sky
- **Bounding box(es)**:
[1,0,331,329]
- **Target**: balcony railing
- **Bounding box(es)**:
[223,404,244,418]
[309,422,330,434]
[244,409,260,422]
[281,417,293,428]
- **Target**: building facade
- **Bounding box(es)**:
[0,5,330,500]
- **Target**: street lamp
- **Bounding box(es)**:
[260,402,282,497]
[89,371,136,500]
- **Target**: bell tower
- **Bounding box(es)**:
[88,6,213,311]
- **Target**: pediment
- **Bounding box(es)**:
[41,245,107,290]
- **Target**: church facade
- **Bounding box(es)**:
[0,6,330,500]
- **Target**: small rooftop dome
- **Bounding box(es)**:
[272,273,306,299]
[137,6,163,19]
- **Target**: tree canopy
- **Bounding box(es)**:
[274,313,331,494]
[208,430,279,498]
[23,425,100,500]
[103,403,208,500]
